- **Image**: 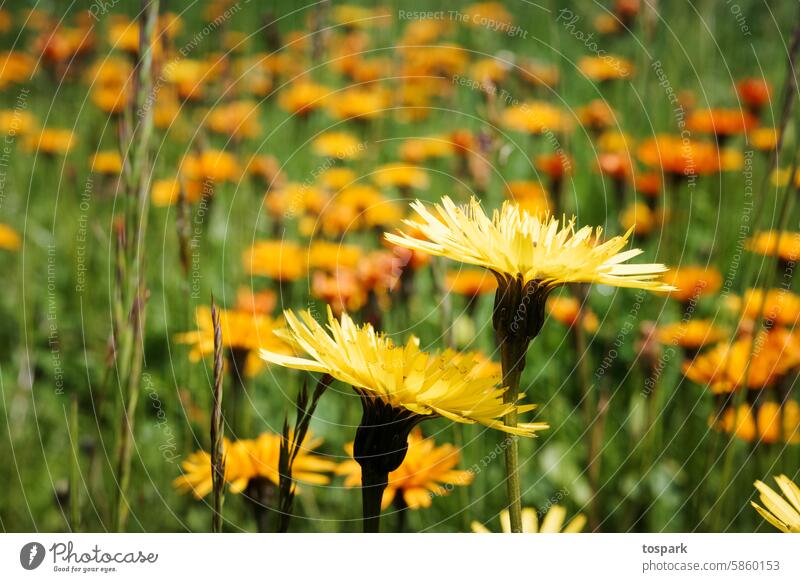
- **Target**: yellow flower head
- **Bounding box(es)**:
[244,240,308,281]
[176,305,292,377]
[312,131,363,160]
[260,307,547,437]
[752,475,800,533]
[173,431,336,499]
[472,505,586,533]
[746,231,800,263]
[0,223,22,250]
[385,196,671,291]
[337,428,474,510]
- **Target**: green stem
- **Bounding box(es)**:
[499,337,526,533]
[361,468,388,533]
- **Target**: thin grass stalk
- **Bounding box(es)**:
[211,298,225,533]
[277,375,331,532]
[69,394,80,532]
[114,284,147,532]
[111,0,159,532]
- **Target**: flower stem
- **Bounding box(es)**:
[499,337,526,533]
[361,467,388,533]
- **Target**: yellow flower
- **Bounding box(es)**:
[176,305,292,377]
[472,505,586,533]
[312,131,363,160]
[501,101,571,134]
[173,432,336,499]
[740,288,800,326]
[25,129,75,154]
[372,163,430,190]
[752,475,800,532]
[0,223,21,250]
[260,307,547,437]
[337,428,474,510]
[578,55,633,81]
[278,81,332,116]
[180,150,241,183]
[326,87,390,121]
[746,231,800,263]
[308,240,363,272]
[386,196,671,291]
[244,240,308,281]
[173,438,253,498]
[89,151,123,175]
[206,100,261,140]
[151,178,204,207]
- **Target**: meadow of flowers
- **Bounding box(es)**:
[1,0,799,535]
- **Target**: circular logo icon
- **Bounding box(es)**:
[20,542,46,570]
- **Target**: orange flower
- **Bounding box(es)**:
[578,55,633,81]
[632,172,662,198]
[683,330,800,394]
[686,108,758,138]
[597,151,633,181]
[311,269,368,314]
[534,152,573,181]
[746,231,800,263]
[547,296,599,332]
[445,269,498,298]
[656,320,726,350]
[637,135,722,176]
[714,401,800,444]
[337,429,473,510]
[740,288,800,327]
[736,78,771,112]
[578,99,617,131]
[661,266,722,302]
